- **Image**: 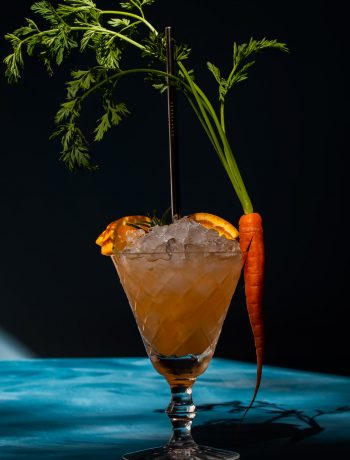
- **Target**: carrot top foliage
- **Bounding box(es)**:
[3,0,288,213]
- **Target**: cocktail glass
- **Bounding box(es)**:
[112,248,242,459]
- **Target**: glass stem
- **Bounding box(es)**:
[166,383,197,448]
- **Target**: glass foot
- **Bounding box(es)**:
[122,444,240,459]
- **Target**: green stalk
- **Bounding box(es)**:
[98,10,157,34]
[15,29,59,45]
[74,67,187,107]
[221,137,253,214]
[220,102,226,133]
[177,63,229,172]
[193,83,253,214]
[179,62,253,214]
[70,26,145,50]
[227,63,238,88]
[185,95,232,179]
[119,20,142,34]
[186,96,217,150]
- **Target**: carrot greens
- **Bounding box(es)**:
[3,0,288,214]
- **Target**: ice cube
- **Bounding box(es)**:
[149,224,169,240]
[184,243,210,261]
[145,242,171,261]
[165,218,193,244]
[166,237,182,254]
[121,215,241,259]
[185,222,215,246]
[125,228,146,246]
[129,227,167,253]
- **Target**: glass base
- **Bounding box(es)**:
[122,444,240,459]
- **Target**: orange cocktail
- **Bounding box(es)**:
[111,218,242,385]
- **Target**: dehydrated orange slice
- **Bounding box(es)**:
[188,212,239,240]
[96,215,151,255]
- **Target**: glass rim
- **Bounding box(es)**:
[111,250,241,256]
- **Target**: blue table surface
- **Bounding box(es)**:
[0,358,349,459]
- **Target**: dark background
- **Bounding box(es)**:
[0,1,348,374]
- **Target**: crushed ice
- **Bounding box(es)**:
[120,217,241,255]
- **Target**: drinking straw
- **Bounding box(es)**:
[165,26,181,222]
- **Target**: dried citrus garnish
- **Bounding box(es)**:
[188,213,239,240]
[96,215,151,255]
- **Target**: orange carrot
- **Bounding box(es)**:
[239,212,265,416]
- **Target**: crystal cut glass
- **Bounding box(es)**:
[112,250,242,459]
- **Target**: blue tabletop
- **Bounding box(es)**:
[0,358,349,459]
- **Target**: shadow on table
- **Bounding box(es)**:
[194,400,350,444]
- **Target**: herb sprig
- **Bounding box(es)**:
[127,207,171,231]
[3,0,288,214]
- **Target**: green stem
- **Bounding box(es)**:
[70,26,145,50]
[177,63,229,172]
[119,20,142,34]
[194,82,253,213]
[185,94,232,179]
[220,102,226,133]
[222,139,253,214]
[179,63,253,214]
[192,82,243,198]
[186,96,215,147]
[77,68,178,104]
[227,63,238,88]
[18,29,59,45]
[98,10,157,34]
[129,0,143,17]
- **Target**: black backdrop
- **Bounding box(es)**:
[0,1,348,375]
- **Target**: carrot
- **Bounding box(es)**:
[239,212,265,417]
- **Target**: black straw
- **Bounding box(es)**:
[165,26,181,222]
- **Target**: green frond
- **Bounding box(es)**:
[53,121,94,172]
[31,1,61,25]
[175,43,191,62]
[2,0,287,191]
[234,37,289,63]
[13,18,40,38]
[210,36,289,102]
[94,112,111,141]
[151,81,168,93]
[55,98,81,123]
[94,100,130,141]
[95,37,122,69]
[67,68,96,98]
[62,0,96,8]
[3,52,22,83]
[56,0,99,25]
[207,62,221,84]
[3,34,24,82]
[142,31,166,63]
[80,29,96,51]
[108,18,131,28]
[120,0,155,12]
[142,32,190,65]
